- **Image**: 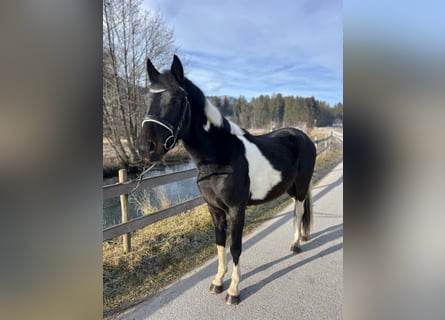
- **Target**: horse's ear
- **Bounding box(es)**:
[170,55,184,83]
[146,58,160,81]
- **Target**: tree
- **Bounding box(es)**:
[250,97,263,128]
[236,96,250,128]
[305,96,319,128]
[208,93,340,131]
[222,96,232,116]
[103,0,178,167]
[332,102,343,121]
[316,101,335,127]
[283,96,298,127]
[270,93,284,127]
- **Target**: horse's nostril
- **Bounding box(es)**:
[148,141,155,152]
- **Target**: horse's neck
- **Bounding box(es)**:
[181,82,224,164]
[182,101,217,163]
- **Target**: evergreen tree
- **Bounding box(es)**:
[270,93,284,127]
[205,93,341,130]
[222,96,231,116]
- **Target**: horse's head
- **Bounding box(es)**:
[137,55,190,162]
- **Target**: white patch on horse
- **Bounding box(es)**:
[204,99,245,136]
[237,136,282,200]
[204,99,223,128]
[203,120,211,132]
[229,120,244,136]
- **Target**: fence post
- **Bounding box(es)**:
[329,131,333,151]
[324,133,328,152]
[118,169,131,253]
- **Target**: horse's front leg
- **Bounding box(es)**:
[225,207,245,305]
[208,206,227,295]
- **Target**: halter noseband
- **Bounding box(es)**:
[141,92,190,151]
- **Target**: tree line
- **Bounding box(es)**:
[208,95,343,130]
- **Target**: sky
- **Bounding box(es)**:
[142,0,342,106]
[344,0,445,57]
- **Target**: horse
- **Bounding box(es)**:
[137,55,316,305]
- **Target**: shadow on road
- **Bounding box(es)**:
[120,167,343,318]
[243,172,343,253]
[241,241,343,303]
[313,175,343,203]
[241,223,343,285]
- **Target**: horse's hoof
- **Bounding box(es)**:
[209,283,224,294]
[224,293,240,306]
[290,245,302,253]
[301,235,310,242]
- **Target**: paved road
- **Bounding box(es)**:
[118,162,343,320]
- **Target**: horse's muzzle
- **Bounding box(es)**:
[137,140,161,162]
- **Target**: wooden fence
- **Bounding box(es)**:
[103,131,338,251]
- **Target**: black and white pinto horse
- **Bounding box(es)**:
[137,55,316,305]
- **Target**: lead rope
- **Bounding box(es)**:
[130,160,159,193]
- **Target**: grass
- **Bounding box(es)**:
[103,136,342,319]
[130,188,173,216]
[103,204,215,317]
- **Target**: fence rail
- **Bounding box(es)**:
[103,168,198,200]
[103,196,205,241]
[103,131,338,248]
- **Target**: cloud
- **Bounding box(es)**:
[205,81,224,92]
[143,0,342,105]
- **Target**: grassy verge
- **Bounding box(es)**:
[103,138,342,318]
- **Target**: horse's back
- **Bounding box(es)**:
[247,127,316,159]
[255,127,310,140]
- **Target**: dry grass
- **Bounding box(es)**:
[103,134,343,319]
[103,204,215,318]
[130,188,173,216]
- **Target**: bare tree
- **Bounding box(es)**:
[103,0,178,167]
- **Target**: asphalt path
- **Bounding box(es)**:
[118,161,343,320]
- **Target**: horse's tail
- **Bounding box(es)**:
[301,181,313,240]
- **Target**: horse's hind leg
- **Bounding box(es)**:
[208,205,228,295]
[300,182,312,242]
[287,179,311,253]
[290,197,305,253]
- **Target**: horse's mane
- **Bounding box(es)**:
[183,77,245,137]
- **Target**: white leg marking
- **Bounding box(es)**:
[237,136,282,200]
[228,262,241,297]
[212,245,227,286]
[293,200,305,247]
